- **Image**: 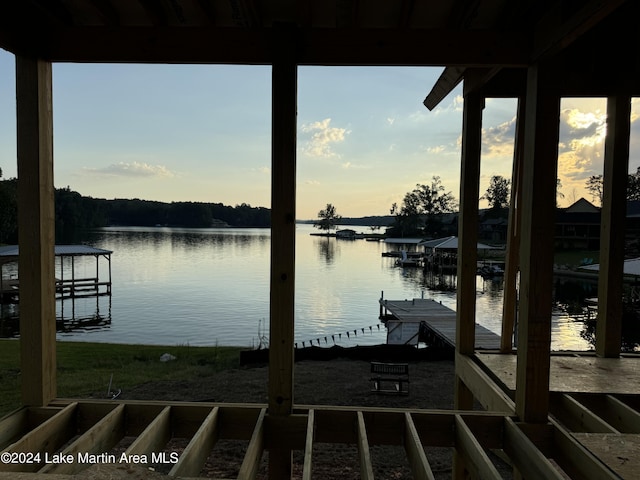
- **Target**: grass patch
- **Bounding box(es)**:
[0,340,242,417]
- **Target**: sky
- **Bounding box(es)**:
[1,48,639,220]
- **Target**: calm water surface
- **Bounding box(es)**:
[1,224,593,350]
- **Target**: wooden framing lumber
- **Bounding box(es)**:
[455,87,483,413]
[268,24,297,418]
[125,405,171,456]
[554,395,619,433]
[605,395,640,433]
[0,403,77,472]
[503,418,566,480]
[237,408,266,480]
[356,411,374,480]
[455,354,515,414]
[456,89,483,357]
[404,412,435,480]
[550,419,620,480]
[453,415,502,479]
[501,96,525,352]
[268,26,297,480]
[15,55,56,408]
[169,406,220,477]
[302,410,314,480]
[596,95,631,357]
[0,408,28,451]
[39,403,125,474]
[515,62,560,423]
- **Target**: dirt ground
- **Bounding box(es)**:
[114,358,465,479]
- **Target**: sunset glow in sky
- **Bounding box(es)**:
[1,48,638,219]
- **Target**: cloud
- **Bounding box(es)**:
[387,117,395,126]
[305,180,321,185]
[300,118,349,158]
[432,94,464,115]
[482,116,517,158]
[426,145,446,154]
[82,161,175,178]
[557,108,607,185]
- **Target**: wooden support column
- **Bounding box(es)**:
[268,25,297,479]
[455,88,483,410]
[16,56,56,407]
[596,95,631,357]
[501,97,525,352]
[516,63,560,423]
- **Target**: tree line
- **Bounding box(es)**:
[0,170,270,244]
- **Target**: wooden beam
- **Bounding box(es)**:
[596,95,631,357]
[550,419,621,480]
[455,87,483,410]
[356,411,374,480]
[503,418,566,479]
[3,26,530,66]
[404,412,435,480]
[501,96,525,352]
[555,394,619,433]
[125,406,172,456]
[532,0,628,61]
[40,404,125,474]
[302,410,314,480]
[169,406,220,477]
[605,395,640,433]
[0,403,77,472]
[515,63,560,423]
[237,408,266,480]
[423,67,465,111]
[268,23,297,480]
[0,408,28,451]
[453,414,502,480]
[455,354,515,414]
[15,55,56,408]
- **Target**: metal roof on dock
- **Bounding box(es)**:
[0,245,112,258]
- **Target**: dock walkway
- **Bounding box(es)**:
[380,298,501,350]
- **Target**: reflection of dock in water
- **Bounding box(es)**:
[0,295,112,338]
[380,297,500,349]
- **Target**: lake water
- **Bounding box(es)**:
[0,224,594,350]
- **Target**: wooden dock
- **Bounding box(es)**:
[380,298,501,350]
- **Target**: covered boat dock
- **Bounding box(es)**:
[0,245,112,302]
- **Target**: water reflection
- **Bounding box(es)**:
[314,236,337,264]
[0,296,112,338]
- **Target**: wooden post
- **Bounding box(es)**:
[268,24,297,479]
[500,97,525,352]
[515,63,560,423]
[16,56,56,407]
[455,88,483,410]
[596,95,631,357]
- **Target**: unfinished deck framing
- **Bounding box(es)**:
[0,400,625,479]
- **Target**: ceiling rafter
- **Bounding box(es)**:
[137,0,169,26]
[532,0,629,61]
[194,0,216,25]
[30,0,74,26]
[87,0,121,26]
